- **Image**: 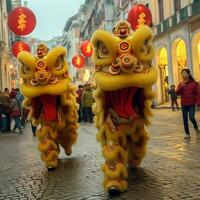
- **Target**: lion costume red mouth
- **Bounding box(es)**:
[104,87,145,123]
[31,95,58,122]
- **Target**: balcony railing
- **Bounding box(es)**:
[157,23,162,34]
[192,0,200,15]
[172,13,177,26]
[180,6,188,22]
[163,18,170,32]
[155,1,200,35]
[121,0,128,7]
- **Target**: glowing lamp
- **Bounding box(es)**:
[80,40,93,57]
[8,6,36,35]
[72,54,85,69]
[12,41,30,57]
[127,4,152,30]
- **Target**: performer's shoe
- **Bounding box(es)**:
[184,134,191,139]
[47,166,56,171]
[108,186,121,196]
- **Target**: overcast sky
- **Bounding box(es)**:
[22,0,85,40]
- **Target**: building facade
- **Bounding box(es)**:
[0,0,13,90]
[7,0,22,89]
[150,0,200,104]
[115,0,138,20]
[46,36,63,50]
[80,0,115,83]
[80,0,106,84]
[62,14,82,81]
[62,0,116,85]
[113,0,200,105]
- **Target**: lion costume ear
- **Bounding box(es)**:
[46,46,68,75]
[131,25,155,61]
[91,30,118,66]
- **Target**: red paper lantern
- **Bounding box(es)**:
[72,54,85,68]
[80,40,93,57]
[12,41,30,57]
[8,6,36,35]
[127,4,152,30]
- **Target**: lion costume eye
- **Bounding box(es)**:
[20,63,30,74]
[97,41,110,59]
[140,45,148,55]
[140,40,151,55]
[55,56,63,70]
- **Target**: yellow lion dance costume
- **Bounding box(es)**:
[18,44,78,170]
[91,21,157,195]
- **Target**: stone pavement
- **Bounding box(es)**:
[0,109,200,200]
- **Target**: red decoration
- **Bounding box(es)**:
[12,41,30,57]
[72,54,85,68]
[127,4,152,30]
[80,40,93,57]
[8,6,36,35]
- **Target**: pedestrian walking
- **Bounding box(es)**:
[76,85,83,122]
[1,88,11,132]
[31,122,37,137]
[9,90,23,134]
[168,85,179,111]
[15,88,26,127]
[176,68,200,139]
[81,84,94,123]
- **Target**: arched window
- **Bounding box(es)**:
[158,47,169,102]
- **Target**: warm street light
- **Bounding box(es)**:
[9,64,13,69]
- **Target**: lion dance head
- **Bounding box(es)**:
[18,44,78,170]
[91,21,157,195]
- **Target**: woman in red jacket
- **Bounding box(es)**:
[176,69,200,139]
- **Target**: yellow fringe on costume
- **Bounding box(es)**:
[18,45,78,169]
[103,178,128,192]
[91,21,158,194]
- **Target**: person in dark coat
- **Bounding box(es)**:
[176,68,200,139]
[76,85,83,122]
[2,88,11,132]
[81,84,94,123]
[168,85,179,111]
[15,88,26,127]
[9,90,23,134]
[31,122,37,137]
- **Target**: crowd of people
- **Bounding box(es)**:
[76,83,94,124]
[0,88,25,134]
[0,71,200,140]
[0,83,95,135]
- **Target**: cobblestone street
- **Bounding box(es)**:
[0,109,200,200]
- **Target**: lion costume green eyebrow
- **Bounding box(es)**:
[91,21,157,195]
[18,44,78,170]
